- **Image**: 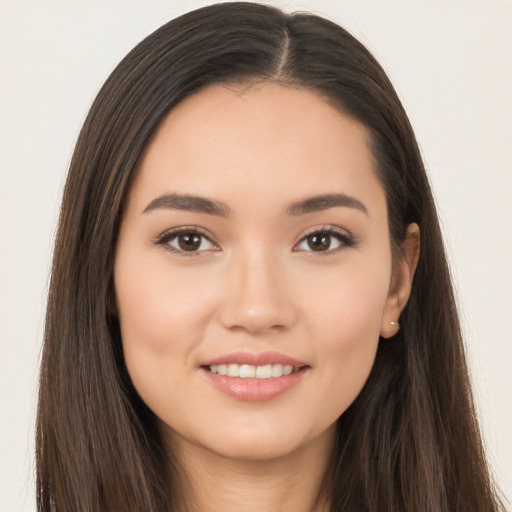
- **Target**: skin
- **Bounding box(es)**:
[114,82,419,511]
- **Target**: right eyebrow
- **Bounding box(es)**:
[142,193,232,218]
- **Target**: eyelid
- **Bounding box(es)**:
[293,225,356,254]
[154,226,220,256]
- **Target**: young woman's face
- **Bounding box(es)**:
[114,83,408,461]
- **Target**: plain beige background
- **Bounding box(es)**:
[1,1,511,510]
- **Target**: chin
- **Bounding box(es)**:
[163,416,337,464]
[208,434,302,461]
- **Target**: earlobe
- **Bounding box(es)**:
[380,223,420,338]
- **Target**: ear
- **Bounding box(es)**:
[380,223,420,338]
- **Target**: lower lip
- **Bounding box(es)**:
[202,367,308,401]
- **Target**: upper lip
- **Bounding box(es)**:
[201,351,308,368]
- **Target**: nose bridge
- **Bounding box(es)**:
[219,244,296,333]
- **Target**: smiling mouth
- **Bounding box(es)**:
[207,363,302,379]
[202,357,309,400]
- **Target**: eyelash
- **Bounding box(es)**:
[294,226,356,255]
[155,225,356,257]
[155,227,218,257]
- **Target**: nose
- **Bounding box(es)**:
[218,249,297,334]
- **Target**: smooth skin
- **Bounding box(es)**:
[114,82,420,512]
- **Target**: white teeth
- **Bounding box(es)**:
[227,364,239,377]
[255,364,272,379]
[239,364,256,378]
[209,363,300,379]
[271,364,283,377]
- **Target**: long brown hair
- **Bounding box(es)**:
[37,3,504,511]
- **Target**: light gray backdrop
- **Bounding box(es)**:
[1,1,511,510]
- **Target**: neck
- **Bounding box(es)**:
[167,427,334,512]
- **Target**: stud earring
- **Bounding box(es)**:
[389,321,399,327]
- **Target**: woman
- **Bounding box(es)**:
[36,2,504,511]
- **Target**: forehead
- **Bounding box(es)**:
[128,82,385,218]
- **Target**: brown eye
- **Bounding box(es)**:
[295,228,354,254]
[157,229,217,255]
[306,233,332,251]
[177,233,201,251]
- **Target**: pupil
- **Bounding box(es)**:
[308,234,330,251]
[178,233,201,251]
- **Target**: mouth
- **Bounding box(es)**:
[207,363,302,379]
[200,352,310,401]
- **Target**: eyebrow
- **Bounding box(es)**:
[142,192,368,217]
[286,193,368,216]
[143,193,232,217]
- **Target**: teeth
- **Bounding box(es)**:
[239,364,256,378]
[209,363,299,379]
[227,364,239,377]
[271,364,283,377]
[256,364,272,379]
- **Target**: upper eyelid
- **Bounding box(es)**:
[293,226,356,253]
[156,225,216,242]
[154,226,219,255]
[296,225,352,241]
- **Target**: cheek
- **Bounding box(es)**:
[301,256,391,412]
[115,253,214,346]
[114,252,217,397]
[303,252,391,337]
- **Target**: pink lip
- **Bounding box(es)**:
[202,368,308,401]
[201,350,308,367]
[200,351,310,402]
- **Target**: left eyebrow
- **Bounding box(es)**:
[286,193,368,216]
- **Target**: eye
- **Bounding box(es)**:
[294,228,354,253]
[156,228,218,256]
